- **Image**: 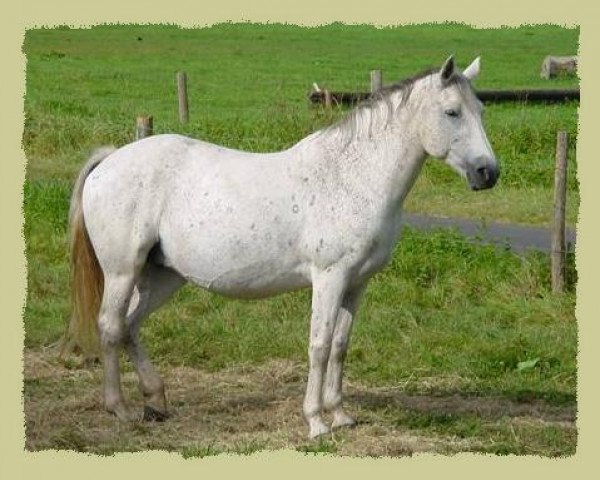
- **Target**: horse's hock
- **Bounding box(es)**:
[541,56,577,79]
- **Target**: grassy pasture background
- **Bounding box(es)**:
[23,23,578,456]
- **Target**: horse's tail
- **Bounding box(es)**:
[60,146,117,360]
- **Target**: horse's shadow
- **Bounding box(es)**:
[345,388,576,424]
[205,380,575,426]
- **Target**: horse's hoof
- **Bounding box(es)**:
[332,411,357,430]
[107,402,138,422]
[143,405,169,422]
[308,418,331,439]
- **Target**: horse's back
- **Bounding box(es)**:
[88,134,265,179]
[83,133,292,212]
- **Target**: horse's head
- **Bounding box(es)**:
[416,56,499,190]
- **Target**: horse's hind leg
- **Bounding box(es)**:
[93,231,156,421]
[125,263,186,421]
[99,273,138,421]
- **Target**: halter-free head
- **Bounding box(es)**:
[417,56,500,191]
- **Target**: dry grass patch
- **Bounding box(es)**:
[24,348,575,457]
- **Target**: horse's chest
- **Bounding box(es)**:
[309,205,403,281]
[348,218,401,280]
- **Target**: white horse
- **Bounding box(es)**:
[67,56,498,439]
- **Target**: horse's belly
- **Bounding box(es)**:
[177,257,311,299]
[159,217,311,298]
[207,264,310,298]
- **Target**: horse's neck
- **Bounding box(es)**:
[309,118,427,214]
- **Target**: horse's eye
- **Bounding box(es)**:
[445,109,459,117]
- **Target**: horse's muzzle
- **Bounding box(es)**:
[467,162,500,191]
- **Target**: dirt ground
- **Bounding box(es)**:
[23,348,576,457]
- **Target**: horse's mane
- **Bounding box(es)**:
[320,66,465,148]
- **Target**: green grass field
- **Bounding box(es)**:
[22,23,578,456]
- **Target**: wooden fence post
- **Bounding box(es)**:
[177,71,189,123]
[551,131,568,293]
[324,89,332,108]
[135,115,153,140]
[370,69,382,93]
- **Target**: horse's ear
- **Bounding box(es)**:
[463,56,481,81]
[440,55,455,84]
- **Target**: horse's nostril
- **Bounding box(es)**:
[476,166,489,181]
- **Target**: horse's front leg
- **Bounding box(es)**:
[303,269,348,439]
[323,283,366,429]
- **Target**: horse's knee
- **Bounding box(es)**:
[330,337,349,360]
[98,317,126,347]
[309,342,331,364]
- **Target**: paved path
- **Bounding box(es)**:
[402,213,576,254]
